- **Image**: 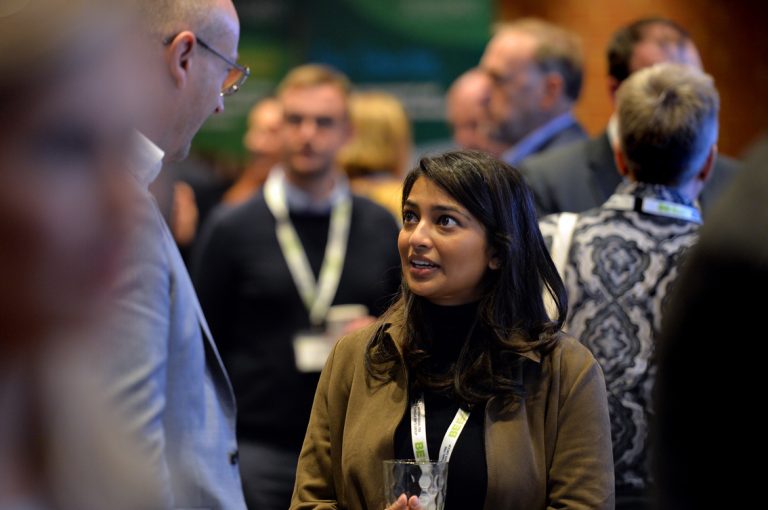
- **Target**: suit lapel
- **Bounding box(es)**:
[154,200,238,407]
[531,118,586,156]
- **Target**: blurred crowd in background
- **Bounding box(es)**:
[1,0,765,509]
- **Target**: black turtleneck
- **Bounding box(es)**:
[393,300,488,510]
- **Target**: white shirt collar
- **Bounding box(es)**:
[501,111,578,166]
[131,132,165,188]
[268,166,350,214]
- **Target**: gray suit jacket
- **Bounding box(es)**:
[102,140,247,509]
[503,117,588,166]
[520,132,742,217]
[532,118,589,155]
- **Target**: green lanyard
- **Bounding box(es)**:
[411,394,471,463]
[604,194,702,224]
[263,170,352,326]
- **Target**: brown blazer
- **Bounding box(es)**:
[291,314,615,510]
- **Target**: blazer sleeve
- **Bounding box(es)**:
[547,339,615,510]
[290,339,344,510]
[99,194,174,506]
[519,159,557,218]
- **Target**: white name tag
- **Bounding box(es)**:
[293,332,332,373]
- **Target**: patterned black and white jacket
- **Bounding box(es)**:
[539,180,701,502]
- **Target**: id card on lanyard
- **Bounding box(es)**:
[408,394,470,509]
[264,170,353,371]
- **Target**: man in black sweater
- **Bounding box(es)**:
[193,65,402,510]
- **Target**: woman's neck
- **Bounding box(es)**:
[420,299,480,357]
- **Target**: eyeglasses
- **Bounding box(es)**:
[163,34,250,96]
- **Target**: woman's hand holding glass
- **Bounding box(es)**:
[386,494,422,510]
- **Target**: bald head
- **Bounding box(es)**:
[447,69,503,155]
[137,0,236,39]
[136,0,241,161]
[447,69,491,115]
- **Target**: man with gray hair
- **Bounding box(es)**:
[480,18,587,165]
[101,0,249,508]
[539,62,719,510]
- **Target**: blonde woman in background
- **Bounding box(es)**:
[338,91,412,220]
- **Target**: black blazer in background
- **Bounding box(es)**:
[519,132,742,217]
[505,118,588,166]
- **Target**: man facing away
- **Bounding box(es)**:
[193,64,402,510]
[521,17,740,217]
[480,18,587,166]
[99,0,250,508]
[539,62,720,510]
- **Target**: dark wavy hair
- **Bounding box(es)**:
[364,150,567,406]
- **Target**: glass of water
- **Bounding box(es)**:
[382,459,449,510]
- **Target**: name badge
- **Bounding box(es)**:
[293,332,332,373]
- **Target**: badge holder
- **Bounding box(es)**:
[293,329,332,373]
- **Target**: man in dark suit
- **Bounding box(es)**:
[480,18,587,166]
[520,17,741,216]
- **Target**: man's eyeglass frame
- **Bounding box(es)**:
[162,33,250,96]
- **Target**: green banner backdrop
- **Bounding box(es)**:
[192,0,492,161]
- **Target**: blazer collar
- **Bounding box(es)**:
[131,132,165,189]
[587,132,623,204]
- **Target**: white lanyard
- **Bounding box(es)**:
[604,194,702,224]
[410,394,471,464]
[263,170,353,326]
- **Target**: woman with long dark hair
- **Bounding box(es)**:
[291,151,614,510]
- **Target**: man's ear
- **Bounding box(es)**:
[697,144,718,183]
[165,31,196,90]
[540,72,565,111]
[607,76,621,104]
[614,147,630,177]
